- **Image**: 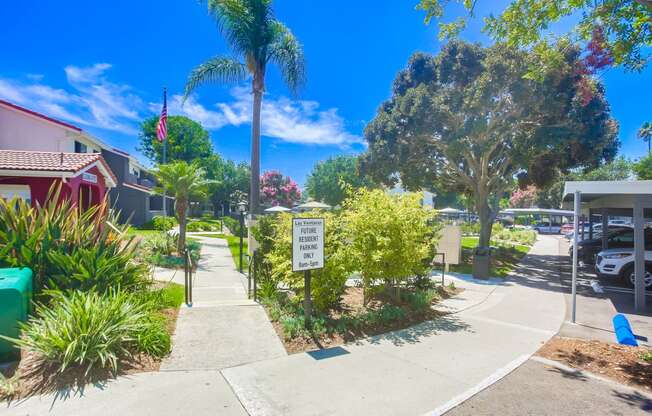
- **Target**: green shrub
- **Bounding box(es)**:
[342,189,438,297]
[222,216,247,237]
[186,220,219,232]
[402,289,440,313]
[151,216,177,231]
[6,290,171,375]
[201,212,215,220]
[0,187,147,295]
[642,350,652,362]
[140,234,200,269]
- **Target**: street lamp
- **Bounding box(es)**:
[237,201,247,274]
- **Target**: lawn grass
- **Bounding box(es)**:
[194,233,249,271]
[451,236,530,277]
[159,282,185,308]
[126,228,164,238]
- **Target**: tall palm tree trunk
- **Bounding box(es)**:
[250,71,264,215]
[177,200,187,254]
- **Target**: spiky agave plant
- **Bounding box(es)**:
[184,0,306,214]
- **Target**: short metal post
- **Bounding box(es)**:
[188,250,193,305]
[571,191,580,323]
[247,254,252,298]
[441,252,445,285]
[253,258,258,302]
[239,212,244,274]
[304,270,312,328]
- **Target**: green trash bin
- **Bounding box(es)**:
[0,267,33,362]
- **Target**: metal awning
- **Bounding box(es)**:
[564,180,649,316]
[500,208,574,216]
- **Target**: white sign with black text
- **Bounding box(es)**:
[292,218,324,272]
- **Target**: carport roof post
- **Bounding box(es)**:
[563,180,650,313]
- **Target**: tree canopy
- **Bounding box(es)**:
[138,115,213,164]
[198,155,250,215]
[536,156,633,208]
[417,0,652,73]
[361,41,618,254]
[305,155,375,206]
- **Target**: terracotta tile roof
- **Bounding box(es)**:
[0,150,117,184]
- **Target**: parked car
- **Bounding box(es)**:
[533,221,562,234]
[595,248,652,289]
[570,226,648,264]
[560,223,574,236]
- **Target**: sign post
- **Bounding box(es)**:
[292,218,324,328]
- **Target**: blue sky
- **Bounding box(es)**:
[1,1,650,186]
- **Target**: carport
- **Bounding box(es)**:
[563,180,651,316]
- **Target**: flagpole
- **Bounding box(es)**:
[162,87,167,217]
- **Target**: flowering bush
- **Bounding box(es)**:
[260,171,301,207]
[509,186,538,208]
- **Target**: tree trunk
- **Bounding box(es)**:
[476,189,493,250]
[177,199,187,254]
[250,72,264,215]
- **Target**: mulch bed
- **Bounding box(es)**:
[1,306,181,401]
[536,336,652,391]
[269,285,463,354]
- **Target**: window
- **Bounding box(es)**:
[74,141,87,153]
[0,185,31,205]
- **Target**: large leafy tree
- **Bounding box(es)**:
[417,1,652,73]
[305,155,375,206]
[361,41,618,272]
[184,0,306,214]
[536,156,634,208]
[138,115,213,164]
[634,154,652,179]
[155,162,214,252]
[638,121,652,154]
[199,155,251,215]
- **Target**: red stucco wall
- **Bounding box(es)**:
[0,165,108,207]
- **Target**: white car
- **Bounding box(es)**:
[595,248,652,289]
[533,221,562,234]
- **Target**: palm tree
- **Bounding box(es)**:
[184,0,306,215]
[638,121,652,155]
[155,161,214,253]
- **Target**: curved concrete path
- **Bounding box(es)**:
[221,235,566,416]
[3,235,566,416]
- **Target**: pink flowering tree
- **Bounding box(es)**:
[509,186,538,208]
[260,171,301,207]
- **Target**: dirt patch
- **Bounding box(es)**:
[268,285,463,354]
[536,337,652,391]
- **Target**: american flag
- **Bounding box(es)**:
[156,88,167,142]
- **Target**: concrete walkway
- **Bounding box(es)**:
[161,236,286,371]
[2,236,284,416]
[221,236,566,416]
[4,235,593,416]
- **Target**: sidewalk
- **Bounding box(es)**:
[2,236,284,416]
[161,236,286,371]
[221,236,567,416]
[3,235,572,416]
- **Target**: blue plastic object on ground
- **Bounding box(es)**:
[612,314,638,346]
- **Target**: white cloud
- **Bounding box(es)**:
[0,63,142,134]
[164,86,362,147]
[1,65,361,147]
